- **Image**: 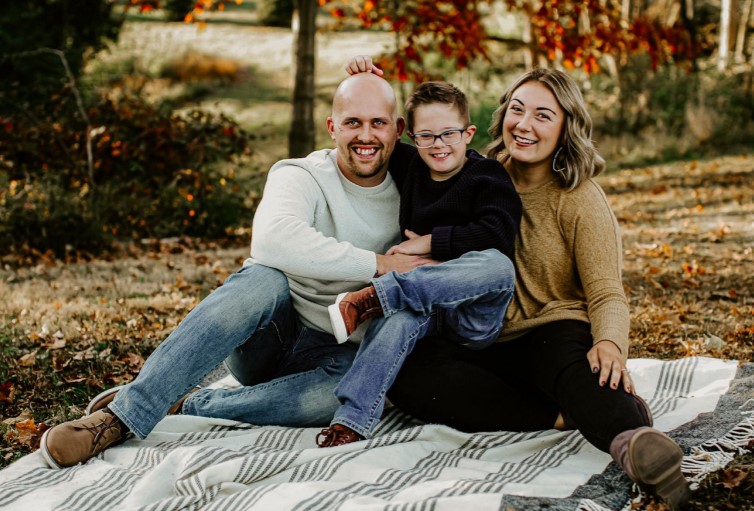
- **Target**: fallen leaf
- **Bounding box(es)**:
[18,350,37,367]
[719,467,748,490]
[3,418,48,449]
[47,337,67,350]
[0,382,16,404]
[704,333,726,352]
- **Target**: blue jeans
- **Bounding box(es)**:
[109,263,356,439]
[333,249,515,438]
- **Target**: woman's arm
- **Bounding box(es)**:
[567,181,632,392]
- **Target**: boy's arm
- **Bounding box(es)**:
[431,159,522,261]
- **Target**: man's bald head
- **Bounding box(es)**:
[327,73,405,187]
[332,73,399,120]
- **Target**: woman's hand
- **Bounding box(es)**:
[587,340,634,394]
[386,230,431,257]
[344,55,384,76]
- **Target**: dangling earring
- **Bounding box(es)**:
[552,147,565,173]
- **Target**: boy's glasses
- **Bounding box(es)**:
[409,128,467,148]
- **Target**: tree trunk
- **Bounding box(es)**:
[718,0,731,71]
[680,0,699,71]
[734,0,753,63]
[288,0,316,158]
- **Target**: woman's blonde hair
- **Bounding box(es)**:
[486,68,605,190]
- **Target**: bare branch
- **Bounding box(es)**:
[15,48,95,188]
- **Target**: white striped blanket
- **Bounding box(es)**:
[1,357,752,511]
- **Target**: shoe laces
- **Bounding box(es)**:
[316,424,362,447]
[86,412,123,448]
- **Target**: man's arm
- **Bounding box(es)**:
[252,164,436,280]
[251,165,377,281]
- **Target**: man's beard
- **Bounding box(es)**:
[344,142,387,179]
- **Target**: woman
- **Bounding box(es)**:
[346,58,690,510]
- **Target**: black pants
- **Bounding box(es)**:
[387,320,649,452]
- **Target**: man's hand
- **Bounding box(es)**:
[345,55,384,76]
[375,253,437,276]
[386,230,431,257]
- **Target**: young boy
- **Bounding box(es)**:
[317,81,522,447]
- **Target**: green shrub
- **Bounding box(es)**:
[0,91,259,257]
[0,0,122,115]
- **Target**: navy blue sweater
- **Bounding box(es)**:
[389,142,521,261]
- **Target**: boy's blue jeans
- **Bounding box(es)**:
[109,263,356,439]
[332,249,515,438]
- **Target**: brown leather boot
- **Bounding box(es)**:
[316,424,364,447]
[609,427,690,510]
[40,408,129,469]
[328,285,382,343]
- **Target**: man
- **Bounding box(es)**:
[40,72,432,469]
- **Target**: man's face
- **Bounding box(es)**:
[327,75,405,187]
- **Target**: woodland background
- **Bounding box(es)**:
[0,1,753,509]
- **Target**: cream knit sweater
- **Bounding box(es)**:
[499,178,631,357]
[247,149,401,334]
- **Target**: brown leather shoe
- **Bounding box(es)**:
[316,424,364,447]
[328,285,382,343]
[610,427,690,510]
[86,386,201,416]
[40,408,128,469]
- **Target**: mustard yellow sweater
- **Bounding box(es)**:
[499,177,630,357]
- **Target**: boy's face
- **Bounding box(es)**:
[411,103,476,182]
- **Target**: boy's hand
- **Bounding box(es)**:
[386,230,432,257]
[345,55,384,76]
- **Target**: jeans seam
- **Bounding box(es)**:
[366,314,430,423]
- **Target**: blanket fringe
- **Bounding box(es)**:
[681,399,754,488]
[584,400,754,511]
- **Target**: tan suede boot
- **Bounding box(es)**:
[328,285,382,343]
[40,409,128,469]
[609,427,690,510]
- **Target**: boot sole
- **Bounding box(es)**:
[85,385,123,415]
[328,293,350,344]
[629,429,690,510]
[39,428,63,469]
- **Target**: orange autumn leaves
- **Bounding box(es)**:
[1,385,48,452]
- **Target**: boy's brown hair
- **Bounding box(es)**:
[404,81,470,132]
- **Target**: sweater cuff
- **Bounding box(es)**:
[431,226,453,261]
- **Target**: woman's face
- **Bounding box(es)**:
[502,81,565,172]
